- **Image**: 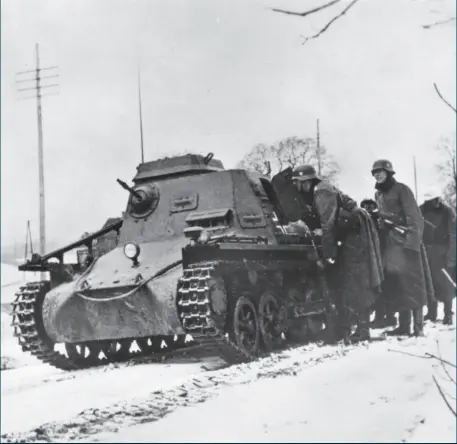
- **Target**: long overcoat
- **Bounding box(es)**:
[420,197,456,303]
[375,179,434,310]
[308,181,383,321]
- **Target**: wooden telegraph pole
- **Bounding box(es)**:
[16,44,59,275]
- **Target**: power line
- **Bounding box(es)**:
[15,44,59,276]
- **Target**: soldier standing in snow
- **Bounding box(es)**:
[371,159,434,337]
[291,165,383,344]
[420,194,456,325]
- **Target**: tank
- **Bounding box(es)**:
[175,165,336,364]
[12,154,333,370]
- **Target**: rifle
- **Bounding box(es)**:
[442,268,456,288]
[369,209,410,236]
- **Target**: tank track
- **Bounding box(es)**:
[11,281,195,371]
[177,261,264,365]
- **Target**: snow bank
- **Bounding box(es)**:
[2,320,455,443]
[92,325,457,443]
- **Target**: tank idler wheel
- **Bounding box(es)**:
[231,296,260,357]
[258,293,285,351]
[102,339,132,361]
[65,342,102,366]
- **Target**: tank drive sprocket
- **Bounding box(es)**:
[177,261,285,365]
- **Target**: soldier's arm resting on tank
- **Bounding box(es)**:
[314,188,338,261]
[446,205,456,267]
[398,184,424,250]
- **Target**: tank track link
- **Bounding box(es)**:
[177,261,259,365]
[11,281,195,371]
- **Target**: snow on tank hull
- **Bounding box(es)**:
[42,240,186,343]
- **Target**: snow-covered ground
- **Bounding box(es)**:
[1,315,455,443]
[1,270,455,443]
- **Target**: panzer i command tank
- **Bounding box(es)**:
[12,153,333,370]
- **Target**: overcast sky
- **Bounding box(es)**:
[1,0,455,250]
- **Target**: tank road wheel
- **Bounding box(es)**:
[65,343,102,366]
[306,316,326,339]
[230,296,260,357]
[258,293,285,351]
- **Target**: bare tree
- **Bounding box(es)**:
[272,0,454,43]
[435,136,456,207]
[237,136,340,184]
[433,83,457,114]
[272,0,362,45]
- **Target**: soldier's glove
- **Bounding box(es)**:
[326,258,336,265]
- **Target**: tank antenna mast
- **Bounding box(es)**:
[137,64,145,163]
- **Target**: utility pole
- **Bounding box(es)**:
[15,44,59,272]
[316,118,322,176]
[413,156,418,201]
[137,65,145,163]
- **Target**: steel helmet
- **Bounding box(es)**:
[360,198,377,207]
[292,164,317,181]
[371,159,395,175]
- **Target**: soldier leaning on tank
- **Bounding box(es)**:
[420,195,456,325]
[291,165,384,344]
[360,198,397,328]
[372,159,434,337]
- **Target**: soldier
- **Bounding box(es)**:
[371,159,434,337]
[291,165,383,343]
[360,198,378,214]
[360,198,397,328]
[420,194,456,325]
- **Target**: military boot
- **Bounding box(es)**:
[369,300,386,328]
[424,301,437,322]
[443,300,454,325]
[412,308,425,337]
[351,309,371,342]
[387,310,411,336]
[385,308,397,327]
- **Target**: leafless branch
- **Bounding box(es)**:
[425,352,457,368]
[272,0,341,18]
[388,348,432,360]
[422,17,456,29]
[300,0,361,45]
[432,375,457,417]
[389,348,457,367]
[433,82,457,113]
[436,340,456,384]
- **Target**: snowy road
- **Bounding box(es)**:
[2,320,455,443]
